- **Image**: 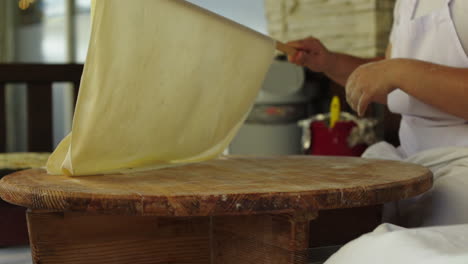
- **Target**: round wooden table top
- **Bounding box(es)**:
[0,156,432,217]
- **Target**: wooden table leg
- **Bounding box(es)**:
[212,211,317,264]
[0,200,29,246]
[26,210,212,264]
[27,210,316,264]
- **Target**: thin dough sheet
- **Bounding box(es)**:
[47,0,275,176]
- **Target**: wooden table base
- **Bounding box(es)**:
[27,210,316,264]
[1,157,432,264]
[0,200,29,246]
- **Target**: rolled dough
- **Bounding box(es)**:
[47,0,275,176]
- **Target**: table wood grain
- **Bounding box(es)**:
[0,156,432,217]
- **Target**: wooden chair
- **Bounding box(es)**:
[0,63,83,246]
[0,63,84,152]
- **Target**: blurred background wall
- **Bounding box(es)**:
[265,0,396,57]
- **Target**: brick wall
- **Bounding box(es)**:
[264,0,396,57]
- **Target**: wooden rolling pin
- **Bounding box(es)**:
[276,41,297,57]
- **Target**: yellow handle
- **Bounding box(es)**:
[330,96,341,128]
[18,0,36,10]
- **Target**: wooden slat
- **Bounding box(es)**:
[27,211,211,264]
[27,83,53,152]
[73,81,81,108]
[0,64,83,83]
[213,213,314,264]
[0,83,5,152]
[0,64,83,153]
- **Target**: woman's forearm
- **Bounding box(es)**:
[391,59,468,120]
[324,52,383,86]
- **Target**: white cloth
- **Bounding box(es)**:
[324,223,468,264]
[363,142,468,227]
[388,0,468,157]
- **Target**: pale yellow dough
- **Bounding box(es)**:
[46,0,275,176]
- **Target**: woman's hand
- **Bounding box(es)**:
[346,60,397,116]
[287,37,335,73]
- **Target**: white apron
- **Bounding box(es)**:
[388,0,468,157]
[364,0,468,227]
